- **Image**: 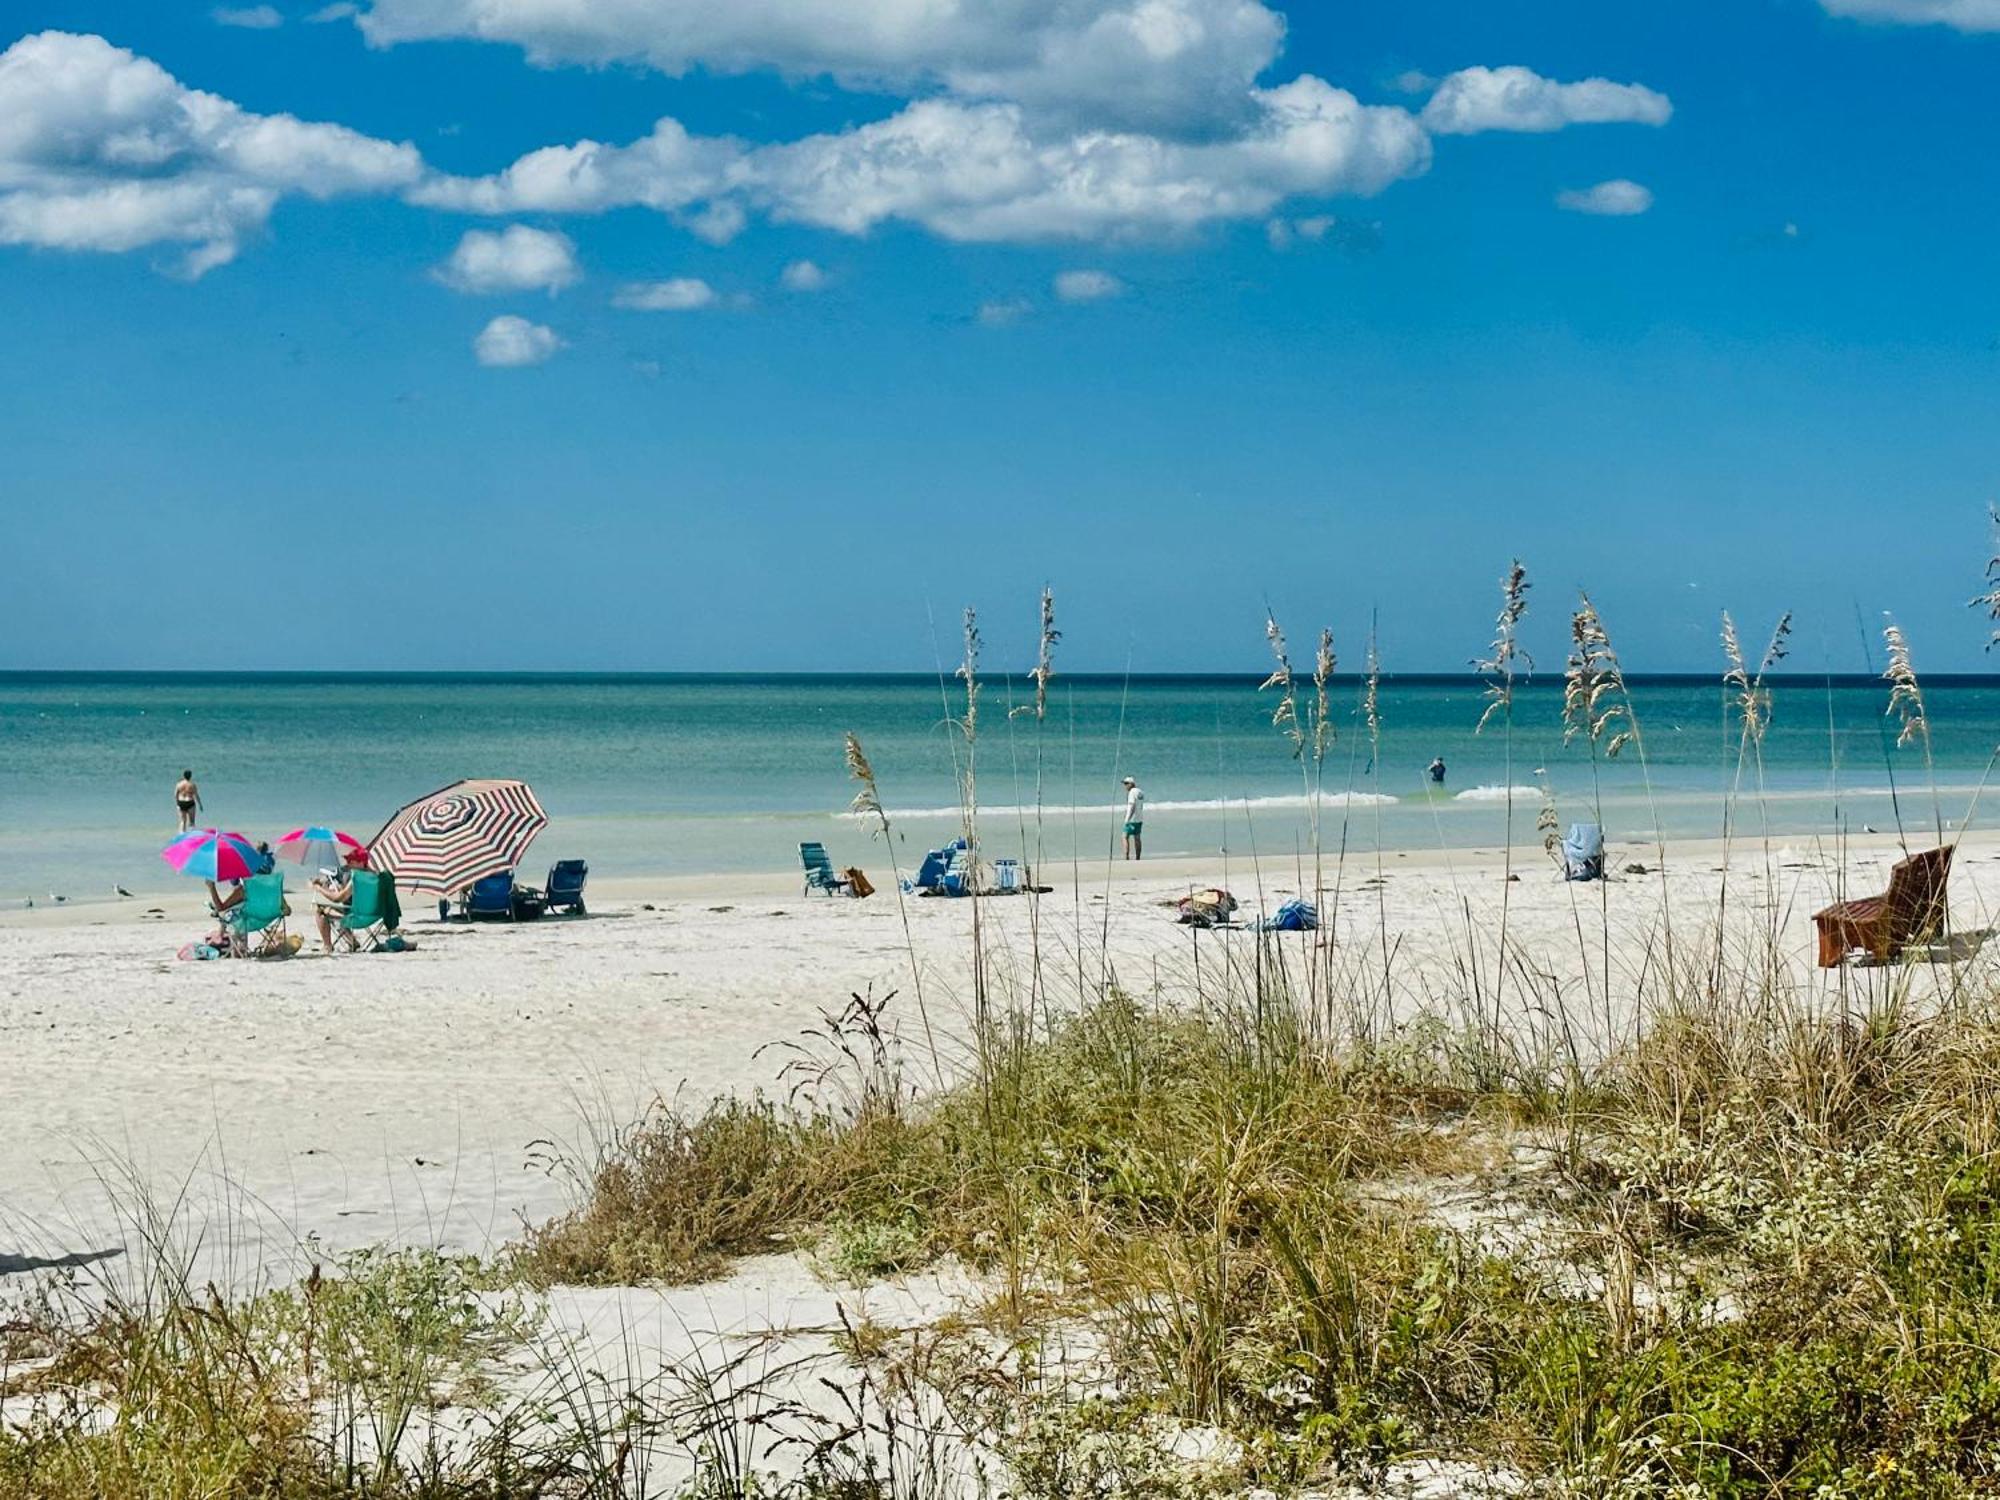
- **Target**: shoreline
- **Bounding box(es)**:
[3,814,1977,920]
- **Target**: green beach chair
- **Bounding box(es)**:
[339,869,400,952]
[227,874,291,958]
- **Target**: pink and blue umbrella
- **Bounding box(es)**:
[161,828,262,882]
[274,826,368,872]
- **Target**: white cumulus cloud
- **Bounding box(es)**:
[0,30,421,275]
[1420,65,1671,135]
[780,258,827,291]
[356,0,1288,134]
[1054,268,1124,301]
[415,78,1432,244]
[473,313,562,365]
[1821,0,2000,26]
[213,5,284,29]
[434,223,577,293]
[1556,179,1653,215]
[612,276,718,310]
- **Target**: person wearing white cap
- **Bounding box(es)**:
[1121,776,1145,860]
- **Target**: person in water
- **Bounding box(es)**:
[174,769,202,832]
[1427,757,1447,784]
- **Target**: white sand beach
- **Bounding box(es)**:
[4,829,1995,1283]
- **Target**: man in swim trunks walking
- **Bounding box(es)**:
[174,769,201,832]
[1121,775,1145,860]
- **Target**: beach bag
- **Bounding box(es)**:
[1177,888,1238,927]
[844,867,875,898]
[177,942,223,962]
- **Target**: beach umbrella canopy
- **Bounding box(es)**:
[369,779,548,893]
[274,826,369,872]
[162,828,262,882]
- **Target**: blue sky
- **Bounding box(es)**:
[3,0,1997,675]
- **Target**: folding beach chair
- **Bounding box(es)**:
[799,842,851,896]
[543,859,589,915]
[339,869,399,952]
[227,873,291,957]
[1562,824,1605,882]
[462,872,518,921]
[909,838,970,895]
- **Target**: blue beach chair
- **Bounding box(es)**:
[908,838,971,896]
[463,872,518,920]
[799,842,850,896]
[544,859,589,915]
[1562,824,1605,882]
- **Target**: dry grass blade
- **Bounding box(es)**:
[1883,619,1928,751]
[1312,628,1336,764]
[1565,594,1633,758]
[1974,504,2000,652]
[955,608,981,742]
[845,733,886,830]
[1009,587,1059,722]
[1722,610,1792,747]
[1260,612,1304,757]
[1473,559,1532,735]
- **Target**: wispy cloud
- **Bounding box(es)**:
[977,297,1032,327]
[613,277,718,311]
[213,5,284,28]
[1821,0,2000,30]
[1556,179,1654,215]
[1053,268,1125,302]
[780,259,828,292]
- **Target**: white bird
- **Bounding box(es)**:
[114,885,134,898]
[48,893,67,903]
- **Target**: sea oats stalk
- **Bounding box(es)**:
[1006,588,1059,1033]
[1564,594,1664,1030]
[1309,628,1337,1003]
[1882,619,1943,844]
[846,732,941,1086]
[1472,561,1531,1024]
[1363,627,1391,1025]
[1716,611,1793,983]
[1975,505,2000,653]
[1260,613,1304,759]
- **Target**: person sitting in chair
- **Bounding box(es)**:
[310,853,366,953]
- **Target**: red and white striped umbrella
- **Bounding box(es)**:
[370,779,548,894]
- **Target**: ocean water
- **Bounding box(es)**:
[2,672,1995,904]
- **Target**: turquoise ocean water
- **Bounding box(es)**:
[2,673,1995,904]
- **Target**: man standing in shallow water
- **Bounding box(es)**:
[174,769,201,832]
[1121,775,1145,860]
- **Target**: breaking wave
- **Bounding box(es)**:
[843,791,1400,821]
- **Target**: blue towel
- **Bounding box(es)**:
[1260,899,1319,932]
